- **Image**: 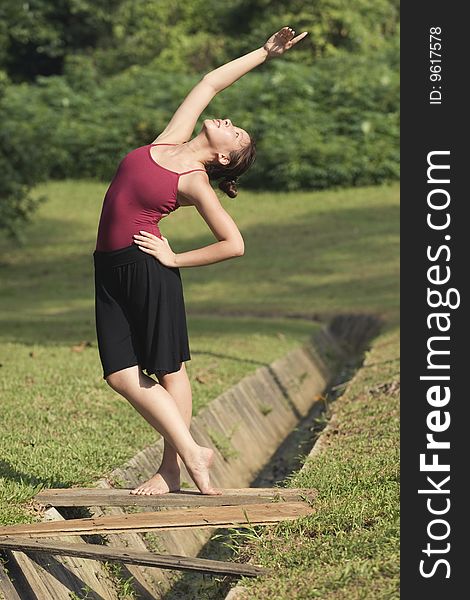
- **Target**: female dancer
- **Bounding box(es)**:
[93,27,308,496]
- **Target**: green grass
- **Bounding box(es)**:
[0,179,399,539]
[227,328,400,599]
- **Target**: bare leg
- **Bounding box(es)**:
[105,364,221,495]
[130,362,193,494]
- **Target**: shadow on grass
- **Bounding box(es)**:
[0,458,70,492]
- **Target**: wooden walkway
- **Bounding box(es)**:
[0,486,316,599]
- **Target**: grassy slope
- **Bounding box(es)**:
[232,328,400,599]
[0,180,399,536]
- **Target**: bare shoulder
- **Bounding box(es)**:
[178,171,221,211]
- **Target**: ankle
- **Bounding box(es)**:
[179,442,202,464]
[159,461,181,473]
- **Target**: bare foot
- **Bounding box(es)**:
[185,446,222,495]
[130,468,181,495]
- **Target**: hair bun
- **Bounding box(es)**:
[218,177,238,198]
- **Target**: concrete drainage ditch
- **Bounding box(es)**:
[2,313,380,599]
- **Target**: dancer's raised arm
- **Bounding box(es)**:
[204,27,308,93]
[154,27,308,143]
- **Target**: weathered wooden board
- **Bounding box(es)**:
[0,502,313,538]
[0,559,22,600]
[0,537,266,577]
[34,486,317,508]
[79,504,165,599]
[1,506,119,600]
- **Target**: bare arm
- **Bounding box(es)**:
[203,47,268,93]
[153,27,308,144]
[133,174,244,267]
[152,79,216,144]
[174,175,245,267]
[204,27,308,93]
[153,48,267,144]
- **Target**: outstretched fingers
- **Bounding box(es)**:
[278,26,309,50]
[290,31,309,46]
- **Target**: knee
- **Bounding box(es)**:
[105,370,131,394]
[156,362,186,383]
[105,365,149,394]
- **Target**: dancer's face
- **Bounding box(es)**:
[203,118,251,156]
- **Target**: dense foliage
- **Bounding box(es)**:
[0,0,399,238]
[1,0,399,82]
[0,69,48,240]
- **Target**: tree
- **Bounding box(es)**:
[0,70,47,242]
[0,0,118,82]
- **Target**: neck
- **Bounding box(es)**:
[180,134,215,167]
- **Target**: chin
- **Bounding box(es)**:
[202,119,220,142]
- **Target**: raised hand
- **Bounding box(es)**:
[263,27,308,59]
[133,231,178,267]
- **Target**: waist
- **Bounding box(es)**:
[93,243,150,268]
[95,221,162,254]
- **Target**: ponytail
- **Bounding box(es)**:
[218,177,239,198]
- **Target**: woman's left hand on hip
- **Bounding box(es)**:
[133,231,178,267]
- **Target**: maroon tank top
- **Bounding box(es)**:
[95,143,206,252]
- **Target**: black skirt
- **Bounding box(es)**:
[93,243,191,379]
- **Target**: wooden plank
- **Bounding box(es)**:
[78,504,168,599]
[0,538,267,578]
[0,502,313,538]
[0,560,22,600]
[2,505,120,600]
[34,487,317,508]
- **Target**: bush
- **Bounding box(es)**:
[0,0,399,82]
[0,71,48,242]
[0,41,398,192]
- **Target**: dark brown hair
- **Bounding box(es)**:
[204,135,257,198]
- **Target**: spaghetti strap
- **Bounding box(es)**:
[179,168,207,176]
[149,143,206,175]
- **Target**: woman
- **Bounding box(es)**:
[93,27,308,496]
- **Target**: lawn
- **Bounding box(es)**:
[0,179,399,540]
[229,327,400,599]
